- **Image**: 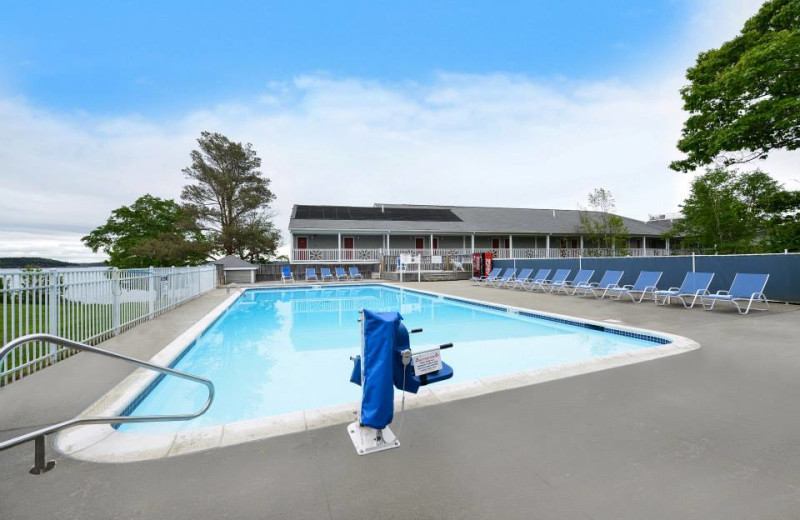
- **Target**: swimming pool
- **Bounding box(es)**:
[118,285,670,434]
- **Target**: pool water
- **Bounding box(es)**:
[119,285,665,433]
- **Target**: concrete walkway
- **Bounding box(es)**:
[2,282,800,519]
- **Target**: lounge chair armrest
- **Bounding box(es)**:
[667,287,680,291]
[715,290,730,296]
[643,285,658,292]
[588,282,600,287]
[695,289,710,296]
[621,284,634,289]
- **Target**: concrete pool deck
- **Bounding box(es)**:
[2,281,800,519]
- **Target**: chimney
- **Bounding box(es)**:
[552,209,556,218]
[381,204,385,213]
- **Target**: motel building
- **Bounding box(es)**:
[288,204,675,273]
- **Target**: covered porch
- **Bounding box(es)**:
[289,232,674,264]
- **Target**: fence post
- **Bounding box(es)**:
[48,269,59,362]
[692,252,696,273]
[148,267,156,318]
[111,268,120,336]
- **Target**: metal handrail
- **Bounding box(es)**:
[0,333,215,474]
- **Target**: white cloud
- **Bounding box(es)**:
[0,0,794,263]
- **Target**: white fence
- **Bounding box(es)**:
[291,247,677,263]
[1,265,216,385]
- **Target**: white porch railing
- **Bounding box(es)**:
[290,247,673,263]
[1,265,216,385]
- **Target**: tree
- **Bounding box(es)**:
[670,0,800,172]
[577,188,630,252]
[181,131,281,260]
[763,188,800,251]
[670,168,783,252]
[82,195,211,268]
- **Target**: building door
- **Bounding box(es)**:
[491,238,500,249]
[415,237,424,251]
[432,237,439,250]
[343,236,354,260]
[296,236,308,261]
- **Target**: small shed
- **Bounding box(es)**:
[214,255,258,284]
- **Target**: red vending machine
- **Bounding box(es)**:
[472,252,493,278]
[472,253,482,278]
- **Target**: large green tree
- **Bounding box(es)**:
[181,131,281,262]
[670,0,800,172]
[670,169,783,252]
[82,195,211,268]
[577,188,630,252]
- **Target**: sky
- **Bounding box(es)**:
[0,0,795,262]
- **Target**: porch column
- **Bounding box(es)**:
[579,236,584,250]
[546,234,550,257]
[471,234,475,254]
[666,237,670,255]
[641,236,646,257]
[509,234,513,258]
[337,233,341,262]
[386,232,391,250]
[430,234,434,255]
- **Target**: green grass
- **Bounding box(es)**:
[1,300,146,381]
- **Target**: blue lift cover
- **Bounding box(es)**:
[358,310,401,429]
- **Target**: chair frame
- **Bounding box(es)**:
[514,269,551,291]
[530,269,571,292]
[305,268,319,282]
[572,271,624,299]
[348,267,364,280]
[653,272,715,308]
[553,270,595,295]
[281,267,294,284]
[608,271,663,303]
[319,267,334,282]
[700,274,770,315]
[334,267,349,281]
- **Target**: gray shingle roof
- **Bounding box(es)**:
[289,203,672,237]
[213,255,257,269]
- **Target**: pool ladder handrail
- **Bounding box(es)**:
[0,333,215,475]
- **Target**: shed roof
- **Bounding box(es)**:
[213,255,257,270]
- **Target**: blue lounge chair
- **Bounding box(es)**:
[515,268,551,290]
[573,270,624,298]
[489,268,517,288]
[653,272,714,308]
[281,266,294,284]
[700,273,770,314]
[348,267,364,280]
[502,268,532,288]
[473,267,501,285]
[532,269,571,292]
[552,269,594,295]
[320,267,334,281]
[606,271,663,302]
[335,267,349,281]
[305,268,319,281]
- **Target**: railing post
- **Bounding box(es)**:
[111,268,120,336]
[48,269,59,362]
[30,435,55,475]
[148,267,156,318]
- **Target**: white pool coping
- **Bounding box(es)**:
[55,283,700,463]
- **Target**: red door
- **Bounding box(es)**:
[343,237,354,260]
[296,237,307,261]
[415,237,424,251]
[491,238,500,249]
[432,237,439,250]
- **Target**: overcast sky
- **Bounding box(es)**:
[0,0,795,262]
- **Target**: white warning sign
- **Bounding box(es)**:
[412,348,442,376]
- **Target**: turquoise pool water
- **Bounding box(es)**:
[119,285,665,433]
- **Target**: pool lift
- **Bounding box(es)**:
[347,309,454,455]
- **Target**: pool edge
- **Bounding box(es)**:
[54,283,700,463]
